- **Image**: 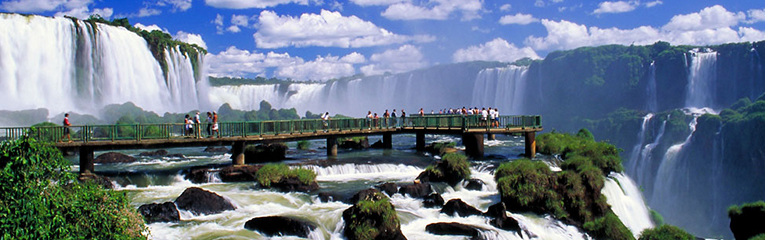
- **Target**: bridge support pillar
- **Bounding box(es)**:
[487,133,496,141]
[415,132,425,151]
[382,133,393,149]
[79,147,94,174]
[327,137,338,157]
[524,132,536,158]
[231,141,246,165]
[463,133,484,159]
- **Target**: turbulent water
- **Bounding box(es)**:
[92,135,654,240]
[0,14,209,116]
[209,65,529,117]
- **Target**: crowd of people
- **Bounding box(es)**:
[362,107,503,128]
[184,111,219,138]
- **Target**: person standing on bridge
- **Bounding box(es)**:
[206,112,213,137]
[184,114,192,136]
[419,108,424,116]
[383,109,390,127]
[211,111,219,138]
[194,111,202,138]
[401,109,407,127]
[366,111,373,129]
[321,112,330,132]
[391,109,398,127]
[60,113,72,143]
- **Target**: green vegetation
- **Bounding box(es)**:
[0,135,146,239]
[728,201,765,217]
[255,163,317,188]
[76,15,206,78]
[297,140,311,150]
[495,130,632,239]
[649,210,664,226]
[638,225,695,240]
[429,141,457,156]
[421,153,471,185]
[343,191,401,240]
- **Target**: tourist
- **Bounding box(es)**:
[481,108,488,126]
[383,109,390,127]
[366,111,373,129]
[419,108,424,116]
[373,113,379,128]
[194,111,202,138]
[211,111,219,138]
[401,109,407,127]
[321,112,330,132]
[489,108,496,128]
[206,112,212,137]
[391,109,398,127]
[184,114,193,136]
[493,108,500,128]
[60,113,72,143]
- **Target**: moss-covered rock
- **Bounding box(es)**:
[256,163,318,192]
[424,141,458,156]
[638,224,695,240]
[728,201,765,240]
[583,210,634,240]
[342,189,406,240]
[416,153,471,186]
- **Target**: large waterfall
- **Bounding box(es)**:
[0,13,209,117]
[685,50,717,110]
[209,65,529,116]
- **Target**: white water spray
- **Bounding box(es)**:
[471,65,530,114]
[685,49,717,109]
[603,173,654,238]
[646,61,658,112]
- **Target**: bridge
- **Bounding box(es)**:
[1,115,542,174]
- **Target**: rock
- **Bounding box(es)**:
[174,187,236,215]
[77,173,114,189]
[398,182,431,198]
[244,216,316,238]
[369,140,385,149]
[425,222,481,238]
[465,179,485,191]
[139,149,168,157]
[94,152,136,164]
[441,199,483,217]
[245,143,288,163]
[219,165,260,182]
[423,193,445,208]
[343,189,407,240]
[318,192,345,203]
[184,167,212,184]
[138,202,180,224]
[166,153,186,159]
[204,146,230,153]
[730,203,765,240]
[339,137,369,149]
[349,188,384,203]
[376,182,398,196]
[484,202,521,233]
[270,177,319,193]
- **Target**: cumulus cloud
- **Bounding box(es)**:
[134,23,164,32]
[645,0,662,8]
[453,38,540,63]
[276,53,365,80]
[525,5,765,51]
[204,0,309,9]
[136,8,162,17]
[360,45,427,76]
[350,0,406,6]
[380,0,483,21]
[231,14,250,26]
[175,31,207,49]
[159,0,192,11]
[499,13,539,25]
[54,6,113,19]
[253,10,435,48]
[592,1,638,14]
[747,8,765,24]
[1,0,90,12]
[499,4,511,12]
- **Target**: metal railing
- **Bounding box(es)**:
[0,115,541,143]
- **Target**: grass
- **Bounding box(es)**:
[638,225,695,240]
[255,163,317,188]
[343,191,400,240]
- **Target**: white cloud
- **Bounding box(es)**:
[380,0,483,21]
[746,8,765,24]
[206,46,288,77]
[159,0,192,11]
[54,6,112,19]
[360,45,426,75]
[499,4,511,12]
[592,1,638,14]
[645,0,662,8]
[227,25,241,33]
[137,8,162,17]
[213,14,225,34]
[453,38,540,63]
[253,10,435,48]
[134,23,164,32]
[534,0,544,7]
[663,5,745,31]
[499,13,539,25]
[204,0,309,9]
[231,14,250,26]
[329,0,343,11]
[1,0,90,12]
[525,5,765,51]
[350,0,406,6]
[175,31,207,49]
[276,53,364,81]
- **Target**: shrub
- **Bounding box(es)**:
[440,153,471,180]
[649,210,664,226]
[583,210,635,240]
[297,140,311,150]
[255,163,317,188]
[0,135,146,239]
[343,191,401,240]
[638,225,695,240]
[576,128,595,140]
[495,159,562,216]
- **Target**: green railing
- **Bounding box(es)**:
[0,115,541,143]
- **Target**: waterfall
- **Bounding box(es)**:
[302,163,424,181]
[626,113,654,181]
[0,13,207,116]
[751,47,762,100]
[650,114,699,207]
[635,118,667,194]
[646,61,658,112]
[685,49,717,109]
[470,65,529,114]
[603,173,654,238]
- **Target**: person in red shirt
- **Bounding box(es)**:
[60,113,72,143]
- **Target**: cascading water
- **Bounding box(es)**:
[602,173,654,238]
[0,13,208,116]
[751,47,762,100]
[685,49,717,109]
[646,61,658,112]
[471,65,529,114]
[626,113,654,179]
[650,114,699,208]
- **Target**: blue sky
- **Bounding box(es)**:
[2,0,765,81]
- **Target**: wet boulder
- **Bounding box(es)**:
[94,152,136,164]
[138,202,180,224]
[244,216,316,238]
[729,202,765,240]
[77,173,114,189]
[369,140,385,149]
[166,153,186,159]
[484,202,521,233]
[317,192,345,203]
[204,146,230,153]
[423,193,445,208]
[398,182,431,198]
[348,188,384,203]
[343,189,407,240]
[339,137,370,149]
[465,179,485,191]
[245,143,288,163]
[174,187,236,215]
[440,199,483,217]
[270,177,319,192]
[184,167,213,184]
[425,222,482,238]
[139,149,168,157]
[219,165,260,182]
[376,182,399,196]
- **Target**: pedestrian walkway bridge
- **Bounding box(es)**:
[1,115,542,174]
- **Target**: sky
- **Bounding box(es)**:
[2,0,765,81]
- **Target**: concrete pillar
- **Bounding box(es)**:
[79,147,94,174]
[231,141,246,165]
[327,137,338,157]
[487,133,496,140]
[525,132,536,158]
[383,133,393,149]
[415,132,426,151]
[463,133,484,159]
